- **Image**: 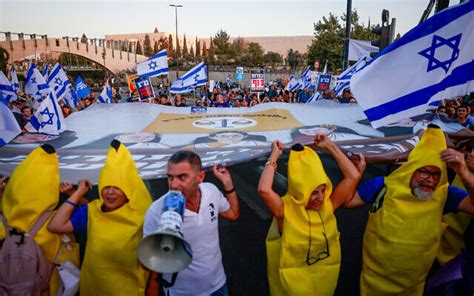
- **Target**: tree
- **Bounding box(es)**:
[182,34,188,56]
[80,33,88,43]
[153,41,159,54]
[264,51,283,69]
[287,49,303,72]
[154,27,159,33]
[135,40,143,55]
[143,34,153,57]
[0,47,9,74]
[202,41,208,57]
[195,37,201,57]
[168,34,174,56]
[246,42,264,67]
[159,37,168,51]
[207,37,215,64]
[306,13,343,73]
[176,37,181,58]
[213,29,231,65]
[189,46,195,61]
[231,37,247,65]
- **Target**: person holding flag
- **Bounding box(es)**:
[98,80,113,104]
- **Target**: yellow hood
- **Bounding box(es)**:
[385,124,448,197]
[285,144,332,206]
[1,144,59,231]
[98,139,151,213]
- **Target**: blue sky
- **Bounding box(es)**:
[0,0,455,40]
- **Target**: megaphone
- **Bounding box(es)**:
[137,191,193,274]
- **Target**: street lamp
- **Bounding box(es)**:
[170,4,183,78]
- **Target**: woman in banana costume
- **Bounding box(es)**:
[48,140,152,295]
[258,134,364,295]
[0,144,79,296]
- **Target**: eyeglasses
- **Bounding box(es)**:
[416,169,441,181]
[305,209,330,265]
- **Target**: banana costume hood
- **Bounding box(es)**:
[0,144,77,296]
[80,140,152,296]
[266,144,341,296]
[361,125,449,295]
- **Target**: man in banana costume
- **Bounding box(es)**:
[258,134,363,295]
[345,125,474,295]
[48,140,152,295]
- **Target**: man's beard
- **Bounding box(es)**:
[412,186,434,201]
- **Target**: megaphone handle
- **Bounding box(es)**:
[157,272,178,288]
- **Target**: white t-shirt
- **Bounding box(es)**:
[144,182,230,296]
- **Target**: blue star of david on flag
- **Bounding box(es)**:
[31,77,37,84]
[55,77,63,86]
[39,107,55,128]
[418,34,462,74]
[148,61,158,70]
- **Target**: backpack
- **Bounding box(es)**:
[0,212,54,296]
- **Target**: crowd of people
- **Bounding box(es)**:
[1,123,474,295]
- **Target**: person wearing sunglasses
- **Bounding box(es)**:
[258,134,364,295]
[344,125,474,295]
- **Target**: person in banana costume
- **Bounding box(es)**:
[258,134,364,295]
[48,139,152,295]
[0,144,79,296]
[344,125,474,295]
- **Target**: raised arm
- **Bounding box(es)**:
[313,135,364,210]
[441,148,474,205]
[257,141,284,221]
[48,179,92,234]
[212,165,240,221]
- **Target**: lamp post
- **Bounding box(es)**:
[170,4,183,79]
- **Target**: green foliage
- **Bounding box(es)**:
[0,47,9,74]
[246,42,264,67]
[195,37,201,57]
[213,29,231,65]
[153,41,159,54]
[182,34,188,56]
[306,10,375,72]
[286,49,303,72]
[264,51,283,69]
[135,41,143,55]
[143,34,153,57]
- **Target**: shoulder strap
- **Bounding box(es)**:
[0,215,10,237]
[29,211,53,237]
[370,186,387,213]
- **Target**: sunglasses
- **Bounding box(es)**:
[305,209,330,265]
[416,169,441,181]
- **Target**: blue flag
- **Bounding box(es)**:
[48,63,71,100]
[10,67,20,93]
[136,49,169,78]
[0,93,21,147]
[170,62,208,94]
[25,63,50,100]
[0,71,17,102]
[42,63,49,80]
[351,1,474,128]
[73,76,91,99]
[25,91,66,135]
[98,81,113,104]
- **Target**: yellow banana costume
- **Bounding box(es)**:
[266,145,341,295]
[436,174,473,265]
[0,144,78,296]
[360,126,449,296]
[80,140,152,296]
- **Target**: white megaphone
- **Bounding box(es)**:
[137,191,193,274]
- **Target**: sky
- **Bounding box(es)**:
[0,0,456,40]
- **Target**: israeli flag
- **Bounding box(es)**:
[225,73,232,87]
[25,63,50,100]
[42,63,49,80]
[73,76,91,99]
[0,92,21,147]
[98,81,113,104]
[322,60,328,74]
[47,63,71,101]
[335,56,371,96]
[306,91,321,103]
[285,75,302,92]
[25,90,66,136]
[301,66,312,89]
[136,49,169,78]
[351,1,474,128]
[170,62,208,94]
[10,67,20,93]
[0,71,17,102]
[214,81,221,90]
[63,87,79,108]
